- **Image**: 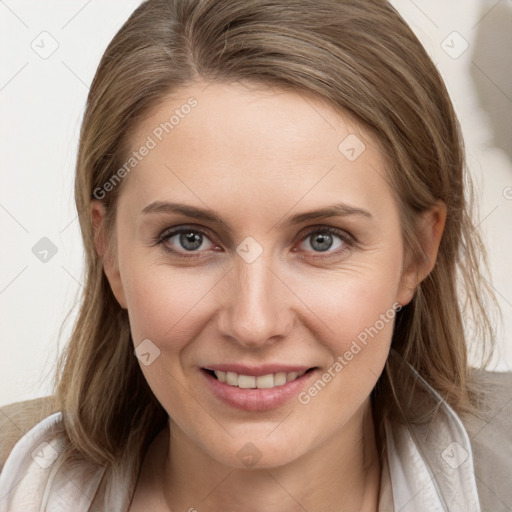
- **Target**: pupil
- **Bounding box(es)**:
[180,232,202,250]
[311,233,332,252]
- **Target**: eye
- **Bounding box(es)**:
[156,226,217,256]
[295,226,354,255]
[154,224,355,259]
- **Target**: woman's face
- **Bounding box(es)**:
[94,81,428,469]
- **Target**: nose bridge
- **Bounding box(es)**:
[218,251,292,346]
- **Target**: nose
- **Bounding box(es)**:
[216,252,294,348]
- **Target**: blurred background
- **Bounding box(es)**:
[1,0,511,407]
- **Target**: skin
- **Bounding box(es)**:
[91,81,446,511]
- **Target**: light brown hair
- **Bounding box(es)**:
[53,0,495,489]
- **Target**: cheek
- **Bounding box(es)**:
[306,276,398,374]
[119,261,221,413]
[302,253,402,344]
[119,258,221,348]
[293,278,399,430]
[295,248,403,390]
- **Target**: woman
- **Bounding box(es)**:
[1,0,511,510]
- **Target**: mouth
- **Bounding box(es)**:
[202,368,317,389]
[200,365,319,411]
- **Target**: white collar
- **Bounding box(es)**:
[382,355,481,511]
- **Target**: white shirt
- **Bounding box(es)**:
[0,364,481,511]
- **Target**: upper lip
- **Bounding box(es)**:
[203,364,315,376]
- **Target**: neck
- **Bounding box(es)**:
[154,400,381,512]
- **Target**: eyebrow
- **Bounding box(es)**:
[141,201,372,228]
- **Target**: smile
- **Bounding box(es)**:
[211,369,308,389]
[201,366,318,411]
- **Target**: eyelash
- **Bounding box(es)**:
[154,224,356,259]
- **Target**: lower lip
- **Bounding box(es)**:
[201,369,317,411]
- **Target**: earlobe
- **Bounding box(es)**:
[90,200,128,310]
[396,201,447,306]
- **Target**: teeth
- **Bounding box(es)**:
[274,372,287,386]
[286,371,298,382]
[226,371,238,386]
[256,374,274,389]
[238,375,256,388]
[212,369,307,389]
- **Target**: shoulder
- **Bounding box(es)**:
[0,398,69,510]
[0,395,59,472]
[0,397,109,511]
[466,368,512,432]
[462,369,512,510]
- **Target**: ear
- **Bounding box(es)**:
[90,200,128,309]
[396,201,447,307]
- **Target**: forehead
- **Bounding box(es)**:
[119,81,396,223]
[131,80,374,160]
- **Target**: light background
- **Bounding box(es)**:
[1,0,511,407]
